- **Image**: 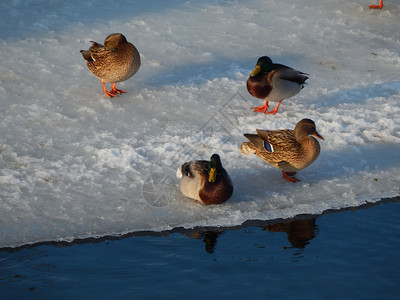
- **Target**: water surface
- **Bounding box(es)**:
[1,199,399,299]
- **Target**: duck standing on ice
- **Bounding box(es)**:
[240,119,324,182]
[247,56,308,115]
[80,33,140,98]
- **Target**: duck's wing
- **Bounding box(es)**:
[274,64,309,85]
[244,130,295,153]
[257,129,296,149]
[80,50,93,62]
[87,41,117,61]
[243,133,266,152]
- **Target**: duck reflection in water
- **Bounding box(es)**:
[186,218,318,254]
[263,218,318,249]
[189,231,221,253]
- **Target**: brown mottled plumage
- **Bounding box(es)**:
[80,33,140,98]
[239,119,324,182]
[247,56,308,114]
[176,154,233,205]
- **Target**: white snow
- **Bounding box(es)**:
[1,0,400,248]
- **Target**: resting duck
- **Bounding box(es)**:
[239,119,324,182]
[80,33,140,98]
[369,0,384,8]
[176,154,233,205]
[247,56,308,115]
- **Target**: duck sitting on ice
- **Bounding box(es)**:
[80,33,141,98]
[177,154,233,205]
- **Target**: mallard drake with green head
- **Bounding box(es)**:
[176,154,233,205]
[80,33,141,98]
[247,56,308,115]
[239,119,324,182]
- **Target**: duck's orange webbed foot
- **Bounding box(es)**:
[282,171,300,183]
[109,82,127,95]
[369,4,384,9]
[369,0,384,9]
[101,82,127,98]
[252,101,281,115]
[252,101,269,113]
[101,81,118,98]
[264,101,281,115]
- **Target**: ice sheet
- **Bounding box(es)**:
[1,0,400,248]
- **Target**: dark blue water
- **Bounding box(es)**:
[1,199,399,299]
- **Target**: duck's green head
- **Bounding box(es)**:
[250,56,274,77]
[208,154,223,183]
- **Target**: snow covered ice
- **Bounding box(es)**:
[0,0,400,248]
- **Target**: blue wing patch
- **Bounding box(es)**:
[263,141,274,152]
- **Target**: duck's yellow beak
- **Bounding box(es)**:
[313,131,324,140]
[250,65,261,77]
[208,167,217,183]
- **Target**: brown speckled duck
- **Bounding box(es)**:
[80,33,140,98]
[247,56,308,115]
[176,154,233,205]
[239,119,324,182]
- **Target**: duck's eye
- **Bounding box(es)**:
[183,164,191,177]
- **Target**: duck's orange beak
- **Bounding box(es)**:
[313,131,324,140]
